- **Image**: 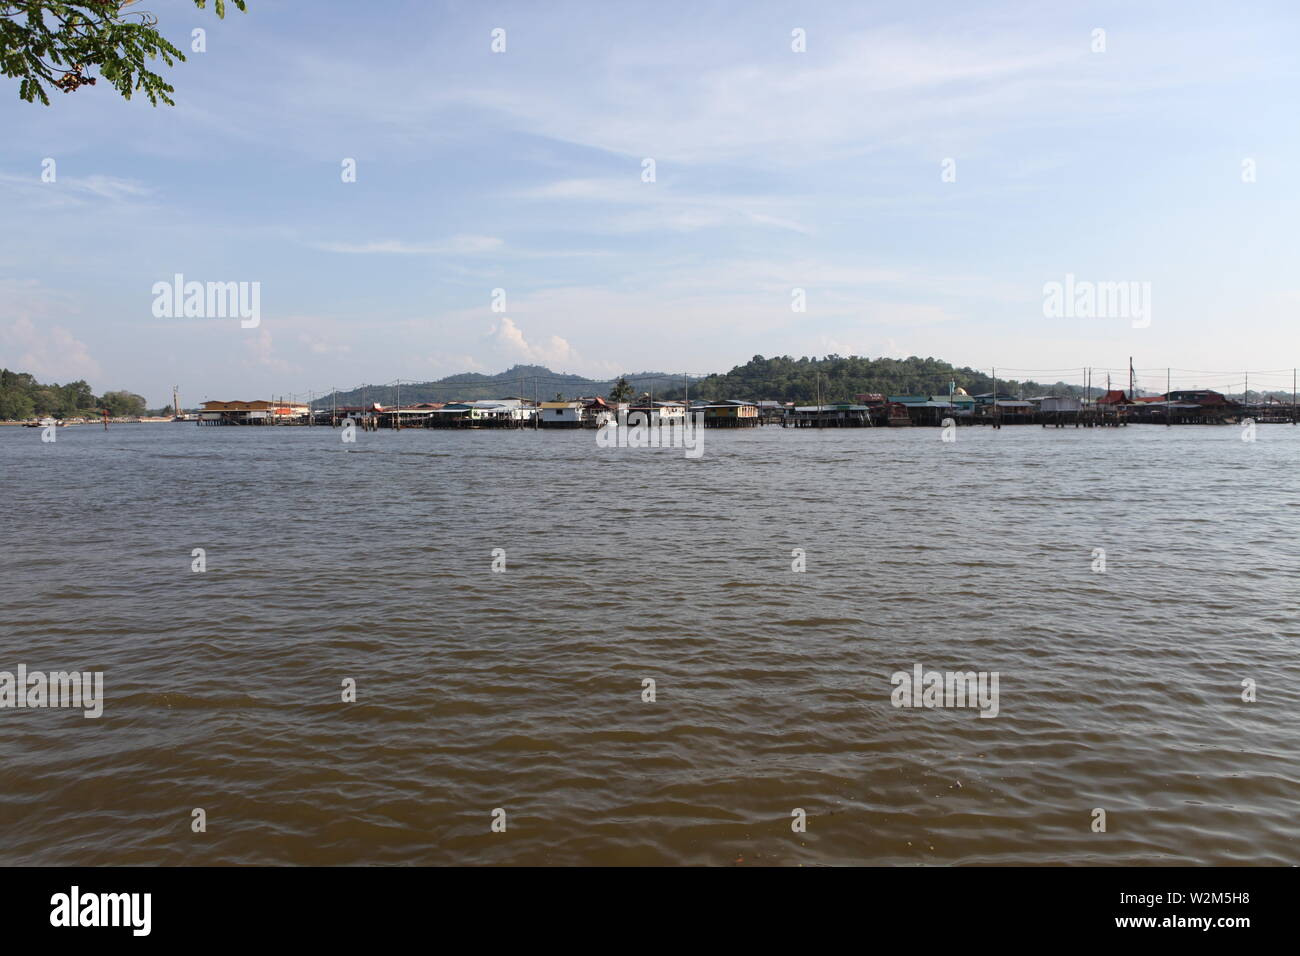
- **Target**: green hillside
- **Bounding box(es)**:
[648,355,1088,403]
[313,365,691,407]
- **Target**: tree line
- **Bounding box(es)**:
[0,368,152,419]
[653,355,1085,404]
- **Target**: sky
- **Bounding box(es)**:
[1,0,1299,405]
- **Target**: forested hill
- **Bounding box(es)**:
[315,365,688,407]
[315,357,1093,407]
[654,355,1087,403]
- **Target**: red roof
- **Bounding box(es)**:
[1096,389,1132,405]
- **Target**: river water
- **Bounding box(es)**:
[0,422,1296,865]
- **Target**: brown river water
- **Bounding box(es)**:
[0,422,1296,865]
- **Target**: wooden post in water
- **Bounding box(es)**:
[992,367,997,428]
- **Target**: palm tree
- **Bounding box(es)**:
[609,377,634,403]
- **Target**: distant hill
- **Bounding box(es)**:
[313,365,692,407]
[652,355,1095,404]
[311,356,1162,409]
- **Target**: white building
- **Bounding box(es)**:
[539,401,583,427]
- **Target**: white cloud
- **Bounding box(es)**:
[242,328,299,376]
[448,26,1113,168]
[297,332,352,356]
[0,316,101,382]
[0,280,101,382]
[486,317,586,370]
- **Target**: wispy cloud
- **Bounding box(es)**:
[0,1,1294,394]
[0,170,155,209]
[521,177,813,234]
[311,235,504,255]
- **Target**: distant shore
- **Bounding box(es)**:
[0,417,179,426]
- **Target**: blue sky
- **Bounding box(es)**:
[2,0,1298,404]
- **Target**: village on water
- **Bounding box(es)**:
[185,387,1298,430]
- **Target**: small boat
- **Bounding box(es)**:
[886,403,912,426]
[23,417,64,428]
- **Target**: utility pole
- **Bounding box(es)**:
[1166,368,1171,426]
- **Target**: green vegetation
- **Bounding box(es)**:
[318,358,1091,408]
[608,376,634,403]
[656,354,1086,403]
[317,365,686,407]
[99,388,147,416]
[1,0,246,106]
[0,353,1100,422]
[0,368,146,419]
